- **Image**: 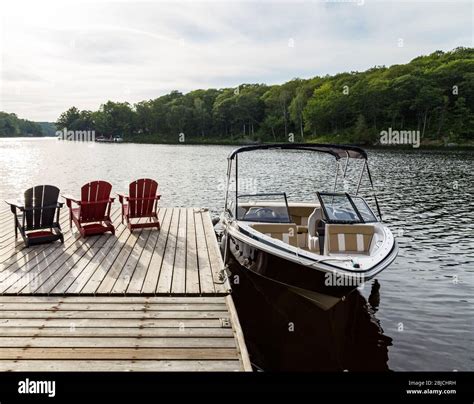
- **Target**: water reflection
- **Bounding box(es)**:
[230,262,393,371]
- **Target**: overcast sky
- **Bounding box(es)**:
[0,0,472,121]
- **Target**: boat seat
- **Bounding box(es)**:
[324,224,375,255]
[249,223,298,247]
[288,206,318,226]
[307,208,323,253]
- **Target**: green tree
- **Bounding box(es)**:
[94,101,136,137]
[56,107,81,130]
[353,114,369,143]
[289,86,309,140]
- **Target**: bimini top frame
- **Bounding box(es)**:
[224,143,383,221]
[227,143,368,161]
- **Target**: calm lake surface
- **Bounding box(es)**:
[0,138,473,371]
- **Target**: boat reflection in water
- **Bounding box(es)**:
[229,261,393,371]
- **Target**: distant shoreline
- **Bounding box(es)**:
[122,134,474,149]
[125,140,474,150]
[3,135,472,150]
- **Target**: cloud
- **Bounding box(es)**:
[0,0,472,121]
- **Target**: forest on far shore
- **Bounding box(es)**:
[7,47,474,145]
[0,112,56,137]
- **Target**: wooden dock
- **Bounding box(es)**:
[0,207,230,295]
[0,207,251,371]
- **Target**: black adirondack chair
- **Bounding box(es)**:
[5,185,64,247]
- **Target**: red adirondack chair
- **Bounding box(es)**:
[63,181,115,237]
[118,178,161,231]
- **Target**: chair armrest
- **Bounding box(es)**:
[117,193,128,204]
[62,195,81,208]
[156,194,162,200]
[5,199,25,209]
[5,199,24,211]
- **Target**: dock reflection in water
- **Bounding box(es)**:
[229,262,393,371]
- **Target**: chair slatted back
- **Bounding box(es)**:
[129,179,158,218]
[24,185,60,230]
[80,181,112,222]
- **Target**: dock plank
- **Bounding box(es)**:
[1,236,98,294]
[126,209,166,293]
[0,296,225,303]
[0,327,234,338]
[34,236,106,294]
[0,303,228,311]
[0,214,72,276]
[0,296,250,372]
[81,223,132,294]
[203,212,231,294]
[156,208,180,294]
[186,207,200,294]
[195,210,215,294]
[0,360,242,372]
[141,208,172,294]
[49,234,112,294]
[25,236,103,294]
[111,225,152,294]
[96,228,141,294]
[0,318,225,328]
[171,208,187,294]
[65,221,130,293]
[0,337,236,348]
[0,347,239,360]
[0,310,226,319]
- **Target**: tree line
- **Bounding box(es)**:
[56,47,473,144]
[0,112,44,137]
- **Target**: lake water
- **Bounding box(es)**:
[0,138,473,371]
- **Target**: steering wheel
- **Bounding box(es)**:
[254,207,277,218]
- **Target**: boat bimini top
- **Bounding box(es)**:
[224,143,382,221]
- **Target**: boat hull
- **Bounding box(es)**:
[225,232,356,299]
[221,219,398,302]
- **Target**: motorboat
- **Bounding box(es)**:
[218,143,398,302]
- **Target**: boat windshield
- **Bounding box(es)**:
[317,192,378,224]
[351,196,378,223]
[237,193,292,223]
